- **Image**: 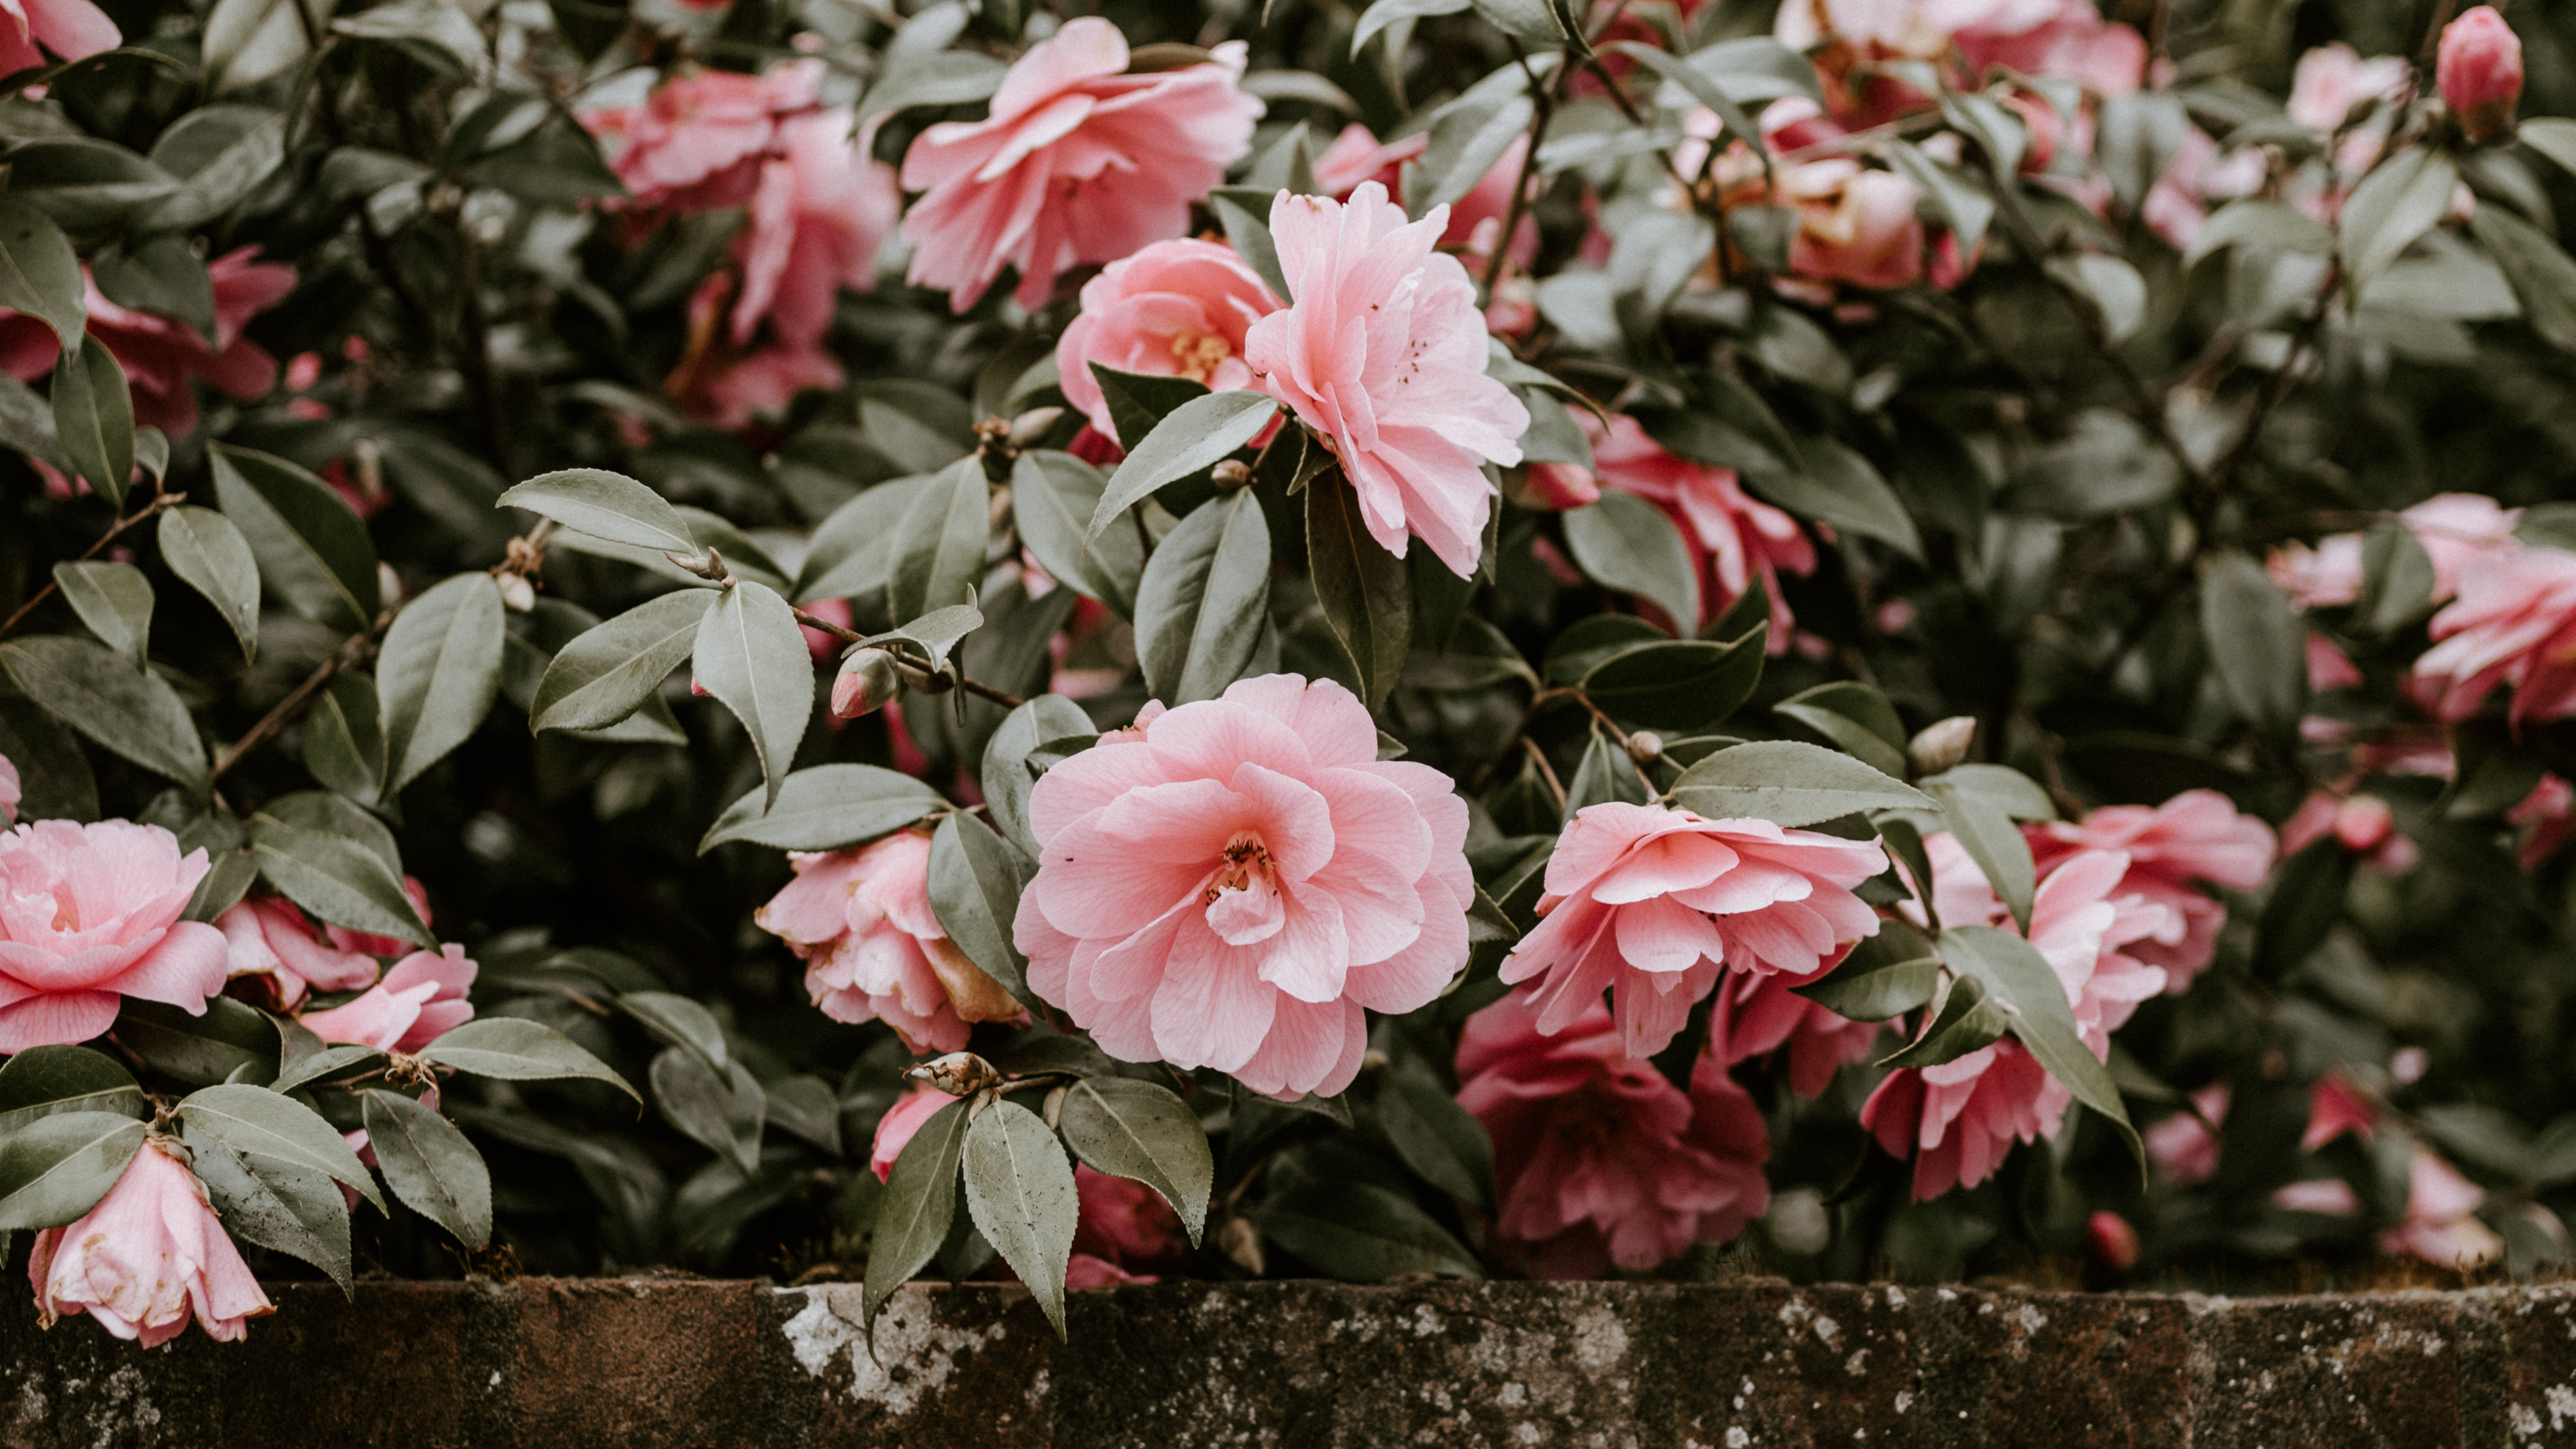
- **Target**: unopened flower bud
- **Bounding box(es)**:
[1907,716,1976,776]
[1210,459,1252,489]
[1218,1216,1266,1276]
[906,1051,1005,1097]
[494,571,535,613]
[2438,5,2522,143]
[830,648,903,718]
[1007,405,1065,448]
[377,563,405,606]
[2086,1210,2140,1275]
[1625,730,1664,767]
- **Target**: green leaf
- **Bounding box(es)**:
[1792,920,1941,1021]
[248,816,432,947]
[1937,925,2141,1174]
[1874,969,2010,1069]
[1374,1066,1495,1212]
[256,790,398,869]
[1750,437,1922,559]
[531,588,711,734]
[794,474,934,604]
[650,1046,766,1177]
[186,1128,352,1291]
[981,695,1094,861]
[268,1042,382,1095]
[1670,740,1933,826]
[0,1046,146,1136]
[1467,0,1562,42]
[1921,769,2038,934]
[2339,146,2458,288]
[1415,90,1534,213]
[0,372,70,476]
[2004,411,2183,519]
[1087,391,1279,535]
[496,469,700,562]
[1609,42,1765,176]
[962,1098,1079,1336]
[178,1083,384,1211]
[0,635,206,791]
[360,1089,491,1248]
[2200,553,2306,740]
[303,671,386,806]
[1248,1180,1482,1281]
[1012,451,1142,619]
[863,1098,969,1330]
[698,763,943,853]
[855,48,1008,125]
[1544,613,1667,683]
[618,991,728,1075]
[2358,520,2437,634]
[2185,197,2337,267]
[888,457,991,624]
[1563,490,1699,631]
[1210,189,1293,303]
[1134,488,1272,705]
[694,580,814,813]
[1307,473,1413,708]
[1580,635,1765,733]
[157,506,260,661]
[2521,118,2576,180]
[2255,837,2354,976]
[211,442,380,633]
[114,998,278,1086]
[1057,1077,1214,1246]
[1887,140,1992,254]
[50,560,151,667]
[763,1075,843,1155]
[1351,0,1468,56]
[141,109,286,231]
[928,810,1039,1010]
[417,1017,639,1099]
[2046,254,2149,343]
[1087,365,1210,458]
[331,0,486,72]
[93,235,215,341]
[0,1114,147,1231]
[50,339,131,508]
[376,572,505,794]
[0,196,85,354]
[1564,724,1649,818]
[2469,204,2576,354]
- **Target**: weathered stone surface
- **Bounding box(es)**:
[5,1277,2575,1447]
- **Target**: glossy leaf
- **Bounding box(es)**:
[178,1083,384,1211]
[1937,925,2141,1173]
[1134,488,1271,704]
[51,560,151,667]
[693,580,814,812]
[1058,1077,1214,1245]
[863,1098,968,1330]
[962,1098,1079,1338]
[1670,740,1931,826]
[211,443,379,633]
[981,695,1095,860]
[0,1046,146,1136]
[1012,451,1142,619]
[417,1018,639,1099]
[1307,472,1413,708]
[361,1089,492,1248]
[928,810,1039,1010]
[156,506,260,661]
[1249,1180,1482,1281]
[377,572,506,794]
[50,339,131,507]
[497,469,700,561]
[1087,390,1279,534]
[1562,490,1699,633]
[886,457,990,623]
[1582,635,1765,731]
[0,635,206,791]
[0,196,84,353]
[650,1046,766,1177]
[186,1128,352,1291]
[248,816,433,947]
[698,763,942,853]
[531,588,712,733]
[1792,921,1941,1021]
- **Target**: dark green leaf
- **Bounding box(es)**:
[50,560,150,667]
[531,588,712,733]
[794,474,934,604]
[1670,740,1932,826]
[981,695,1094,860]
[694,580,814,812]
[156,506,260,661]
[2255,837,2354,976]
[887,458,991,624]
[698,764,943,853]
[248,817,433,947]
[1874,969,2010,1069]
[2200,553,2306,739]
[928,810,1039,1010]
[50,339,131,507]
[0,196,84,352]
[0,1114,144,1231]
[417,1017,639,1099]
[2341,146,2457,288]
[1938,925,2141,1174]
[186,1128,351,1291]
[1134,488,1271,704]
[1307,472,1413,708]
[650,1046,766,1177]
[863,1099,968,1330]
[1249,1180,1482,1280]
[211,443,380,633]
[1088,391,1279,533]
[92,234,215,340]
[1012,451,1143,620]
[1564,724,1649,817]
[302,671,386,806]
[0,635,205,790]
[1563,490,1699,631]
[857,49,1008,124]
[764,1075,843,1155]
[496,469,700,561]
[1058,1077,1214,1246]
[963,1099,1079,1337]
[2469,204,2576,354]
[1580,635,1766,733]
[114,997,278,1086]
[619,991,727,1075]
[376,572,505,794]
[1374,1066,1494,1212]
[178,1083,384,1210]
[1793,921,1941,1021]
[362,1089,492,1248]
[1750,437,1922,559]
[0,1046,146,1136]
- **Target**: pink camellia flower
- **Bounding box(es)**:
[1708,969,1879,1097]
[2382,1144,2503,1269]
[1786,161,1926,288]
[2031,790,2276,993]
[730,107,898,351]
[0,250,296,435]
[1532,412,1816,647]
[0,753,17,824]
[1458,991,1769,1278]
[756,830,1024,1054]
[1243,183,1531,579]
[869,1084,952,1180]
[298,945,476,1053]
[1071,1163,1187,1281]
[1499,801,1887,1060]
[1860,835,2176,1199]
[2268,494,2523,611]
[0,0,117,80]
[2438,5,2523,144]
[2290,43,2410,132]
[2411,543,2576,725]
[2086,1210,2141,1273]
[581,60,824,211]
[0,820,230,1052]
[1055,239,1283,445]
[1013,674,1472,1100]
[215,897,381,1010]
[2141,1083,2229,1185]
[898,18,1262,313]
[28,1138,272,1346]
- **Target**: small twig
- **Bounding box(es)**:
[1484,40,1555,297]
[211,631,378,781]
[1521,736,1568,814]
[0,493,181,640]
[788,604,1026,709]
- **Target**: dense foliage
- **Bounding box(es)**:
[5,0,2576,1350]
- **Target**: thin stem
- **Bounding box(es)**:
[788,604,1027,709]
[1483,40,1554,297]
[1521,736,1568,814]
[0,494,180,640]
[211,639,364,781]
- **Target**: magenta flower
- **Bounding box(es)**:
[1244,183,1530,578]
[29,1139,272,1346]
[1458,992,1769,1278]
[0,820,229,1053]
[1014,674,1472,1099]
[2437,5,2523,143]
[2031,789,2276,993]
[1499,802,1887,1060]
[1055,238,1282,445]
[756,830,1024,1054]
[898,18,1261,313]
[299,945,477,1053]
[215,896,381,1010]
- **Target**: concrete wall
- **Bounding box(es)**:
[6,1276,2575,1447]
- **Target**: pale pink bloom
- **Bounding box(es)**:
[323,874,431,959]
[1499,802,1888,1060]
[582,61,824,210]
[215,897,380,1010]
[2302,1069,2377,1152]
[2510,773,2575,868]
[2141,127,2266,252]
[0,0,117,80]
[28,1139,272,1346]
[0,250,295,435]
[2273,1177,2363,1215]
[1244,184,1528,578]
[2307,632,2363,692]
[1535,411,1816,645]
[757,830,1024,1054]
[2437,5,2522,143]
[2268,494,2523,612]
[1861,835,2175,1198]
[1014,674,1472,1099]
[1952,1,2146,97]
[1313,123,1427,196]
[0,820,229,1053]
[2412,545,2576,725]
[731,107,898,350]
[1458,991,1768,1277]
[0,753,17,824]
[2087,1209,2140,1272]
[1783,160,1925,289]
[1707,968,1879,1097]
[689,341,847,429]
[2032,790,2275,992]
[298,945,476,1053]
[2382,1145,2503,1269]
[2289,43,2411,131]
[1310,124,1535,268]
[898,19,1261,313]
[2267,532,2366,609]
[1055,239,1283,444]
[1072,1163,1186,1273]
[870,1084,951,1181]
[2142,1083,2228,1185]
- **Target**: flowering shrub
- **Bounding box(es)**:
[5,0,2576,1356]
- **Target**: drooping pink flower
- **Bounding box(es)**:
[757,830,1024,1054]
[1072,1163,1187,1275]
[2381,1144,2503,1269]
[2267,531,2366,609]
[869,1084,951,1181]
[1951,0,2146,97]
[730,107,898,350]
[581,60,825,211]
[2031,790,2276,993]
[297,945,476,1053]
[0,250,296,435]
[215,897,381,1010]
[2141,1083,2228,1185]
[0,0,117,80]
[1499,802,1887,1060]
[1707,968,1879,1097]
[1055,239,1283,445]
[1244,183,1530,578]
[1014,674,1472,1099]
[2438,5,2523,144]
[0,820,229,1052]
[1458,992,1769,1278]
[321,874,431,959]
[2411,544,2576,725]
[28,1138,272,1346]
[0,753,17,823]
[1788,160,1927,288]
[1860,835,2176,1199]
[898,18,1261,313]
[1532,411,1816,646]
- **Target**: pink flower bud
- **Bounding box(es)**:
[2086,1211,2141,1274]
[2438,6,2522,142]
[829,648,904,719]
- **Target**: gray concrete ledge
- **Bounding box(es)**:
[6,1276,2575,1447]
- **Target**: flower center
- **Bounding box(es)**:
[1169,332,1232,385]
[1201,833,1285,947]
[1203,833,1271,902]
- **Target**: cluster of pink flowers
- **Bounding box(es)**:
[755,828,1025,1053]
